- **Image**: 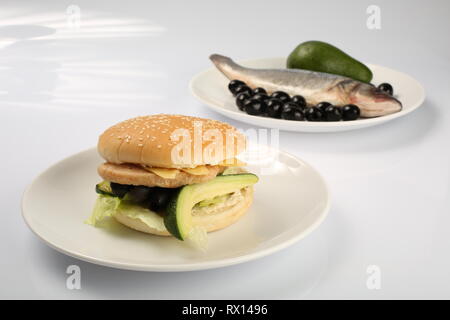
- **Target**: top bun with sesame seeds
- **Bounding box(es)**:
[98,114,246,169]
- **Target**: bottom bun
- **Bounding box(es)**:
[113,187,254,236]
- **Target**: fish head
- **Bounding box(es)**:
[351,84,402,117]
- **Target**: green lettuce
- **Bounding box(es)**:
[85,195,121,226]
[86,189,235,250]
[117,201,166,232]
[86,195,166,232]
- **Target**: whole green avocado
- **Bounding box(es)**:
[287,41,373,83]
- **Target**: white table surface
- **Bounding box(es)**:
[1,0,449,299]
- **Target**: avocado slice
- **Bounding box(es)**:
[95,181,115,197]
[164,173,258,240]
[287,41,373,83]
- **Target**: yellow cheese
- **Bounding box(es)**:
[219,158,246,167]
[181,166,209,175]
[141,165,210,178]
[142,161,242,178]
[143,166,179,179]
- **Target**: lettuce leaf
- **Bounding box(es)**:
[85,195,121,226]
[86,195,165,230]
[86,195,208,249]
[118,201,166,232]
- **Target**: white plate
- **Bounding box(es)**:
[22,147,329,272]
[190,57,426,132]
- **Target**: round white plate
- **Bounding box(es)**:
[22,147,329,272]
[190,57,425,132]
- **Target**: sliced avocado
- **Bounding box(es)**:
[95,181,115,197]
[164,173,258,240]
[287,41,373,83]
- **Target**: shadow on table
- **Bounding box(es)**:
[25,227,332,299]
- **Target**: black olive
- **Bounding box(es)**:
[378,83,394,95]
[228,80,246,95]
[281,105,305,121]
[291,95,307,109]
[266,99,284,118]
[127,186,152,203]
[233,85,252,97]
[324,105,342,121]
[281,102,300,113]
[236,92,251,111]
[244,98,267,115]
[252,87,267,95]
[342,104,360,121]
[241,99,253,112]
[147,187,174,212]
[316,102,332,113]
[110,182,132,198]
[305,107,323,121]
[252,93,269,102]
[271,91,290,102]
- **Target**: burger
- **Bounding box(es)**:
[86,114,258,245]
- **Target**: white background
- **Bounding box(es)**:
[1,0,449,299]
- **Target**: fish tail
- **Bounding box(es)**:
[209,54,243,79]
[209,54,233,66]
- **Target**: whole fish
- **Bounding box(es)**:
[210,54,402,118]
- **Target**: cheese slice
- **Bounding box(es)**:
[141,165,210,178]
[141,161,241,179]
[181,166,209,175]
[219,158,247,167]
[142,166,179,179]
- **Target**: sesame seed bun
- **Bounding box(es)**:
[98,114,246,168]
[113,187,253,236]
